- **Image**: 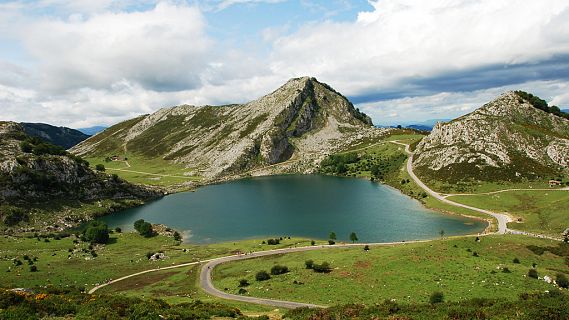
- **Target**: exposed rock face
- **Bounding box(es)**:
[72,77,380,180]
[0,122,161,232]
[413,91,569,182]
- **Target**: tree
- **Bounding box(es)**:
[270,265,289,275]
[349,232,358,243]
[557,273,569,289]
[255,271,271,281]
[95,164,105,172]
[430,291,444,304]
[313,262,331,273]
[238,279,249,287]
[305,260,314,269]
[439,229,445,239]
[329,232,336,241]
[134,219,153,237]
[528,269,538,279]
[364,245,370,251]
[83,221,109,244]
[173,231,182,242]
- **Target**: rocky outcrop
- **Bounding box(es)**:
[413,91,569,182]
[72,77,382,180]
[0,122,162,232]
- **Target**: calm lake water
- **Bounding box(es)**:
[101,175,486,243]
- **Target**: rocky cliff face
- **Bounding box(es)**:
[413,91,569,183]
[0,122,161,232]
[72,77,380,180]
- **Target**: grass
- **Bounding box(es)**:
[212,235,568,306]
[85,154,200,187]
[448,190,569,236]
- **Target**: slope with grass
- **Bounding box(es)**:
[0,122,161,234]
[212,235,568,306]
[414,91,569,192]
[72,77,383,184]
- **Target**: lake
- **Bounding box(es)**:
[101,175,486,243]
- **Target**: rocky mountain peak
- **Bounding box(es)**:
[414,91,569,183]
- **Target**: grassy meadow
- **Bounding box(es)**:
[212,235,568,306]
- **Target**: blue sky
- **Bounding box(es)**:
[1,0,569,127]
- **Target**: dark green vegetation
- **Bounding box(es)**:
[0,287,245,320]
[82,221,110,244]
[286,291,569,320]
[515,91,569,119]
[134,219,154,237]
[21,122,90,149]
[0,122,160,234]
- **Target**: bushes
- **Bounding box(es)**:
[255,271,271,281]
[134,219,154,237]
[238,279,249,287]
[95,164,105,172]
[430,291,444,304]
[266,238,280,245]
[557,273,569,289]
[82,221,109,244]
[305,260,314,269]
[513,257,520,264]
[528,269,539,279]
[312,262,332,273]
[270,265,289,275]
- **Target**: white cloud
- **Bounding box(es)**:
[269,0,569,96]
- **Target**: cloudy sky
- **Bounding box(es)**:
[1,0,569,128]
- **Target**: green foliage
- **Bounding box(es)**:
[350,232,358,243]
[134,219,154,237]
[238,279,249,287]
[255,270,271,281]
[515,91,569,119]
[305,260,314,269]
[270,265,289,275]
[94,164,105,172]
[266,238,280,245]
[82,221,109,244]
[285,292,569,320]
[557,273,569,289]
[0,288,243,319]
[312,261,331,273]
[173,231,182,242]
[329,232,336,240]
[430,291,444,304]
[528,268,538,279]
[1,207,29,226]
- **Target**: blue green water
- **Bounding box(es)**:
[101,175,486,243]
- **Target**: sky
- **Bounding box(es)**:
[1,0,569,128]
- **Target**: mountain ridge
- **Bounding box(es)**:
[72,77,383,181]
[21,122,90,149]
[413,91,569,185]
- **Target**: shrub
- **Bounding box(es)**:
[513,257,520,264]
[255,271,271,281]
[313,262,331,273]
[114,227,122,233]
[310,240,315,246]
[83,221,109,244]
[472,252,479,257]
[95,164,105,172]
[502,267,511,273]
[430,291,444,304]
[29,265,37,272]
[557,273,569,289]
[238,288,247,295]
[305,260,314,269]
[267,238,280,245]
[328,240,335,245]
[134,219,154,237]
[364,245,370,251]
[270,265,289,275]
[528,269,538,279]
[173,231,182,242]
[238,279,249,287]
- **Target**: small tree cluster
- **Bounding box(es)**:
[83,221,110,244]
[270,265,289,275]
[134,219,154,237]
[255,271,271,281]
[312,262,332,273]
[266,238,280,245]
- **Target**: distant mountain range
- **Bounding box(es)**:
[21,122,90,149]
[77,126,108,135]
